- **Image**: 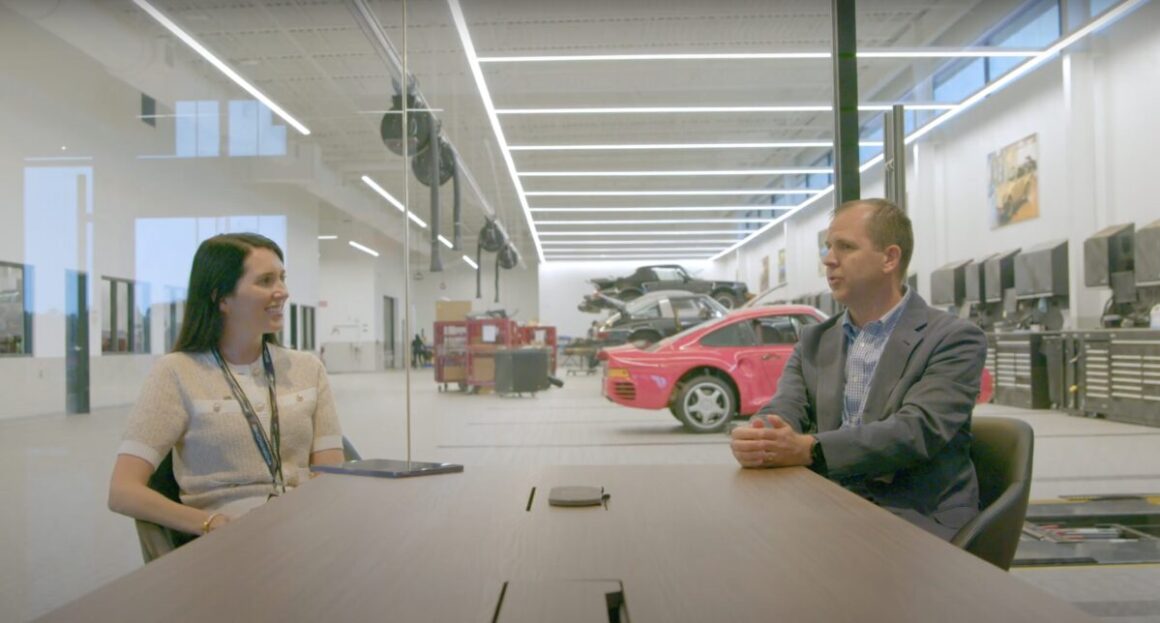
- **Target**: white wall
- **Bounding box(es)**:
[720,3,1160,329]
[0,8,328,418]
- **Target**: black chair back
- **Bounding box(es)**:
[951,417,1035,570]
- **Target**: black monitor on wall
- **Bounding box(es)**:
[1015,239,1069,299]
[930,259,972,307]
[1083,223,1134,287]
[964,256,990,304]
[1136,218,1160,286]
[983,249,1020,303]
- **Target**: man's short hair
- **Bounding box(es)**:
[832,198,913,278]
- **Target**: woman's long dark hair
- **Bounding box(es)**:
[172,233,284,353]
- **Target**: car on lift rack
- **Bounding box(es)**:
[581,264,751,311]
[593,290,729,349]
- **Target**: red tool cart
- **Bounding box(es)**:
[433,321,468,392]
[466,316,518,392]
[518,325,558,374]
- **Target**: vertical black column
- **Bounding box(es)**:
[831,0,861,206]
[883,105,907,212]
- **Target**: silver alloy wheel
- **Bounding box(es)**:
[682,381,731,429]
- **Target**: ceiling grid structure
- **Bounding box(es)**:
[97,0,1136,265]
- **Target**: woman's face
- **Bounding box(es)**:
[219,247,288,340]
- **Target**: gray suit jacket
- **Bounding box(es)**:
[760,292,986,540]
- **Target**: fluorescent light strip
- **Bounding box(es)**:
[710,0,1144,262]
[448,0,545,262]
[132,0,310,136]
[477,49,1038,63]
[407,212,428,228]
[531,206,790,213]
[546,255,712,261]
[462,255,479,269]
[540,244,723,250]
[361,175,428,229]
[498,104,955,115]
[348,241,380,257]
[438,235,454,249]
[520,168,832,177]
[541,230,744,237]
[538,218,772,225]
[317,235,338,240]
[542,239,738,246]
[361,175,406,211]
[525,189,821,197]
[509,142,882,151]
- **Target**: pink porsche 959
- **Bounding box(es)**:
[600,305,994,433]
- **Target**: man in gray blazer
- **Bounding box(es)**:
[731,198,987,540]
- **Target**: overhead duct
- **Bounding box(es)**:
[476,219,507,299]
[422,119,442,272]
[494,242,520,303]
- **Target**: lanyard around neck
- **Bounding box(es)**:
[212,343,285,496]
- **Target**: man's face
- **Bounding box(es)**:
[822,205,899,305]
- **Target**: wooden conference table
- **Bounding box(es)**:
[39,465,1095,622]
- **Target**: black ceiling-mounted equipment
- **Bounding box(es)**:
[380,92,432,156]
[476,219,507,299]
[413,138,455,187]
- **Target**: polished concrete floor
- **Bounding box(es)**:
[2,369,1159,621]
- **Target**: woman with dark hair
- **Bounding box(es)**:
[108,233,344,536]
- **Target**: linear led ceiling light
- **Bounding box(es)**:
[438,235,454,249]
[540,230,745,237]
[541,239,739,246]
[497,104,955,115]
[525,189,822,197]
[132,0,310,136]
[546,246,729,252]
[509,141,881,151]
[476,48,1038,63]
[462,255,479,269]
[348,241,380,257]
[709,0,1146,262]
[538,218,773,225]
[448,0,544,262]
[530,206,791,213]
[361,175,428,229]
[318,235,338,240]
[520,168,832,177]
[545,254,713,261]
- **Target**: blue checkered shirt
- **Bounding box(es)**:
[840,287,912,428]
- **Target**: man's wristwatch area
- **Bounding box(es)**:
[809,437,828,476]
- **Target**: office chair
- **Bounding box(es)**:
[951,417,1034,570]
[136,437,363,563]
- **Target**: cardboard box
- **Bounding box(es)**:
[441,365,466,382]
[436,300,472,322]
[470,356,495,383]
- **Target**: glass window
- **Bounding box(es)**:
[700,321,757,347]
[756,316,799,345]
[631,303,661,319]
[0,262,31,355]
[671,297,706,323]
[102,277,150,353]
[988,3,1060,78]
[652,267,685,282]
[933,59,986,103]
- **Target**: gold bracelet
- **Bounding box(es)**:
[201,512,222,534]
